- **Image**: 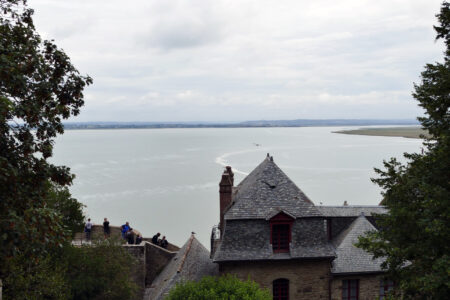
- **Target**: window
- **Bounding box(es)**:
[379,280,394,299]
[342,279,359,300]
[270,212,294,253]
[272,224,290,251]
[273,278,289,300]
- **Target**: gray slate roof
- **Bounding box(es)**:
[226,157,322,220]
[213,219,335,262]
[317,206,387,217]
[331,215,385,274]
[145,234,218,300]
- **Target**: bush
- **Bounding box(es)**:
[165,275,271,300]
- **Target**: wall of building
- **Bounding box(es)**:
[331,273,384,300]
[220,259,331,299]
[123,244,146,300]
[145,242,177,286]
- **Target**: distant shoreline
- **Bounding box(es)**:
[62,119,418,130]
[334,127,427,139]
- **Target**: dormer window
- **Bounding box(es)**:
[269,212,294,253]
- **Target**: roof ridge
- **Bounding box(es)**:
[177,234,195,273]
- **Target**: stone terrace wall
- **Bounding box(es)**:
[145,243,177,286]
[124,244,146,300]
[122,242,178,299]
[142,238,180,252]
[74,224,123,242]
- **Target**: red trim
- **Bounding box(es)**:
[342,279,359,300]
[270,212,294,253]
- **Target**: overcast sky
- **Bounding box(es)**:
[30,0,444,122]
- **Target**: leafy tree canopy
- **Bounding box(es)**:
[165,275,272,300]
[357,2,450,299]
[3,240,138,300]
[0,0,92,277]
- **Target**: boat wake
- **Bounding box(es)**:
[215,149,265,176]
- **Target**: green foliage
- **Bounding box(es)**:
[62,240,138,300]
[0,0,91,278]
[3,241,138,300]
[3,254,70,300]
[46,182,85,237]
[165,275,271,300]
[357,2,450,299]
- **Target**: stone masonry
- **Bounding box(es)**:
[221,260,332,299]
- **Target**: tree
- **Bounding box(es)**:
[357,2,450,299]
[0,0,92,278]
[61,241,138,300]
[3,240,139,300]
[165,275,271,300]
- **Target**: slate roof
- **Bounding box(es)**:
[213,219,335,262]
[225,156,323,220]
[317,206,387,217]
[145,234,219,300]
[331,215,385,274]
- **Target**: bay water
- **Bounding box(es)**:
[52,127,422,247]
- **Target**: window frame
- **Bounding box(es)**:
[269,212,294,253]
[273,278,289,300]
[379,279,394,299]
[342,279,359,300]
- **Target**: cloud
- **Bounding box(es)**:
[29,0,444,122]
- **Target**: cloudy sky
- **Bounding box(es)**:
[30,0,444,122]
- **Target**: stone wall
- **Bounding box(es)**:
[142,238,180,252]
[123,244,146,300]
[144,242,177,286]
[330,273,383,300]
[122,242,178,299]
[74,224,124,241]
[220,259,331,299]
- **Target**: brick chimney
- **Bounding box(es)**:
[219,167,233,235]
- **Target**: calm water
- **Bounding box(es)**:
[52,127,422,247]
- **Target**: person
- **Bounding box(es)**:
[135,234,142,245]
[160,236,168,249]
[85,218,93,241]
[121,222,130,239]
[103,217,110,238]
[127,228,135,245]
[152,232,160,244]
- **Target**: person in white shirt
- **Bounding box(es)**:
[85,218,93,241]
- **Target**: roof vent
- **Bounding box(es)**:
[270,156,274,162]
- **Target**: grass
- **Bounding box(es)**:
[334,127,429,139]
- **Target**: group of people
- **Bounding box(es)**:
[120,221,143,245]
[84,218,164,248]
[83,218,142,245]
[151,232,169,249]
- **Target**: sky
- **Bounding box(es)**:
[30,0,445,122]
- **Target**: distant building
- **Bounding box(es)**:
[211,154,391,300]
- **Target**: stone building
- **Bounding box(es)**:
[211,154,392,300]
